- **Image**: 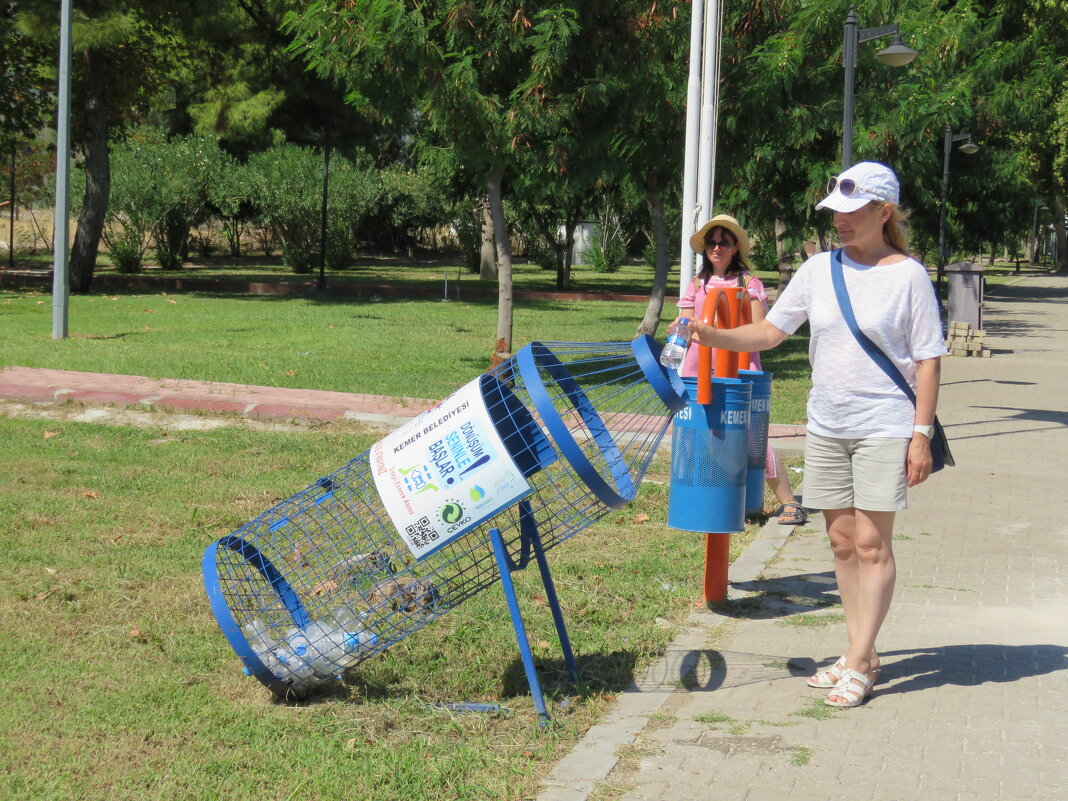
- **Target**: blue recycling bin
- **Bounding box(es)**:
[667,376,751,534]
[738,369,773,516]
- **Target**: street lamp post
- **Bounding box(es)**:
[841,9,917,169]
[936,125,980,289]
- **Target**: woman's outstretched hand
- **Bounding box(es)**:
[687,319,716,348]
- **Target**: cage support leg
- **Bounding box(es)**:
[490,527,551,726]
[526,520,579,685]
[703,533,730,604]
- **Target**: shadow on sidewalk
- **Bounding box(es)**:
[937,404,1068,441]
[722,571,841,619]
[875,643,1068,696]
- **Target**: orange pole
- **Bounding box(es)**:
[703,533,731,603]
[696,289,735,404]
[719,289,740,379]
[725,286,753,372]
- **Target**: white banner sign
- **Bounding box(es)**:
[370,378,532,560]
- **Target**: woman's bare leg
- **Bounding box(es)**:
[821,508,886,679]
[826,508,895,702]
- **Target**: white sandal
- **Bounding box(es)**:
[806,655,846,688]
[824,668,875,708]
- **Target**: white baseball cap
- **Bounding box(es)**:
[816,161,900,212]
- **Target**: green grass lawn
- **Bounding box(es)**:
[0,416,769,801]
[0,275,813,424]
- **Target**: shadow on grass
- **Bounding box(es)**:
[501,649,644,699]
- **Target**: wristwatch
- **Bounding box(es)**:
[913,424,934,438]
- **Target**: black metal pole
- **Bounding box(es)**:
[842,10,857,170]
[317,141,330,291]
[1030,201,1041,266]
[936,125,952,293]
[8,143,15,270]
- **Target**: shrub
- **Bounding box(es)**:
[103,223,148,273]
[106,128,221,271]
[586,212,626,273]
[247,143,381,273]
[204,152,252,257]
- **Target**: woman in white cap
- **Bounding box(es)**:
[688,163,946,707]
[674,214,804,525]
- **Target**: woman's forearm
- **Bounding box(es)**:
[689,318,787,353]
[914,357,941,425]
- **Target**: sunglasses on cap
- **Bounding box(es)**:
[704,238,735,249]
[826,176,889,201]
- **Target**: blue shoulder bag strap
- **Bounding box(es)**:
[829,248,917,406]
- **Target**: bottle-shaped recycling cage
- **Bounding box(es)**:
[737,369,773,517]
[202,337,687,698]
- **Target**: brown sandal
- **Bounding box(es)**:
[776,502,808,526]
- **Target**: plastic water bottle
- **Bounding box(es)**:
[301,621,343,674]
[242,618,275,652]
[660,318,690,371]
[329,604,368,635]
[273,643,316,690]
[326,606,380,667]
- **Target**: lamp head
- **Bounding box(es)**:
[958,138,980,155]
[876,34,918,67]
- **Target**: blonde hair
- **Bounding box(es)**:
[875,202,911,256]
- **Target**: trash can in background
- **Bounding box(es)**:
[947,261,984,330]
[572,221,596,266]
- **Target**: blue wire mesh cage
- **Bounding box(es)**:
[202,336,686,698]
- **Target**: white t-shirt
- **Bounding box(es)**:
[765,250,947,439]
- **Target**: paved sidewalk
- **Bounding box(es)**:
[538,275,1068,801]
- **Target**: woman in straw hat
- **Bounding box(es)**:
[673,213,804,526]
[688,163,946,707]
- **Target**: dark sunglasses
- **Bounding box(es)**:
[826,176,860,197]
[704,238,735,249]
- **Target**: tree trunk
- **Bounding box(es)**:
[817,229,829,253]
[487,168,513,366]
[69,49,110,293]
[774,218,792,289]
[636,183,670,337]
[1054,193,1067,274]
[479,197,496,280]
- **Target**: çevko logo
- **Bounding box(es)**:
[440,502,464,524]
[439,499,473,535]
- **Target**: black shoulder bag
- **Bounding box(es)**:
[830,249,954,472]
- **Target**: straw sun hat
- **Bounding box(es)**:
[688,214,751,256]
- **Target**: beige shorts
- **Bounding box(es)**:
[802,433,909,512]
